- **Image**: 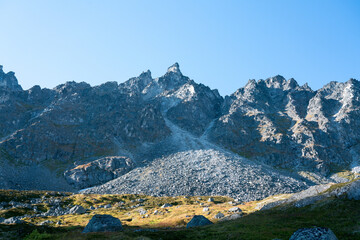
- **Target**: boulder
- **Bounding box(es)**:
[228,207,242,213]
[64,156,136,189]
[82,214,123,233]
[214,212,224,219]
[69,205,86,214]
[219,213,242,222]
[161,203,172,208]
[203,207,210,212]
[289,227,338,240]
[186,215,213,228]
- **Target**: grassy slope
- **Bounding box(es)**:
[0,188,358,240]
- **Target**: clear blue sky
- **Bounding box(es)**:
[1,0,359,96]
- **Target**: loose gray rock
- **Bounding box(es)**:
[203,207,209,212]
[186,215,213,228]
[138,208,147,215]
[289,227,338,240]
[3,217,25,224]
[82,214,123,233]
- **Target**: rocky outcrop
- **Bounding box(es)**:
[209,76,360,175]
[289,227,338,240]
[82,214,123,233]
[0,65,22,91]
[64,156,136,189]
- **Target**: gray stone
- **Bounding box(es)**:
[3,217,25,224]
[289,227,338,240]
[82,214,123,233]
[138,208,147,215]
[214,212,224,219]
[69,205,86,214]
[186,215,213,228]
[219,213,242,222]
[347,179,360,200]
[161,203,172,208]
[228,207,242,213]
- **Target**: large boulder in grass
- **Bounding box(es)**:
[289,227,338,240]
[82,214,123,233]
[186,215,213,228]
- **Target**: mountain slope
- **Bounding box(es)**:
[0,63,359,195]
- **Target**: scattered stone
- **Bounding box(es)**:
[104,204,112,209]
[82,214,123,233]
[3,217,25,224]
[289,227,338,240]
[186,215,213,228]
[138,208,147,215]
[207,197,214,202]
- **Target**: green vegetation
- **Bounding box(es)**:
[0,186,359,240]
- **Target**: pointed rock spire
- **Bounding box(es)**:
[0,65,22,91]
[167,62,182,75]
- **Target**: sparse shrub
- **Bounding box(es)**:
[24,229,52,240]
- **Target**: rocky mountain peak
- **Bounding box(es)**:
[139,70,152,79]
[264,75,287,88]
[0,65,23,91]
[167,62,182,75]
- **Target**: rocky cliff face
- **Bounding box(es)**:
[209,76,360,176]
[0,63,358,197]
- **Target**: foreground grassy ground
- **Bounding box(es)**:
[0,187,359,240]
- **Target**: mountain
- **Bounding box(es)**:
[0,63,359,200]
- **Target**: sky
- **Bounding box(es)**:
[0,0,359,96]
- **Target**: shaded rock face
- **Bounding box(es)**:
[209,76,360,175]
[186,215,213,228]
[289,227,338,240]
[64,156,136,189]
[82,214,123,233]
